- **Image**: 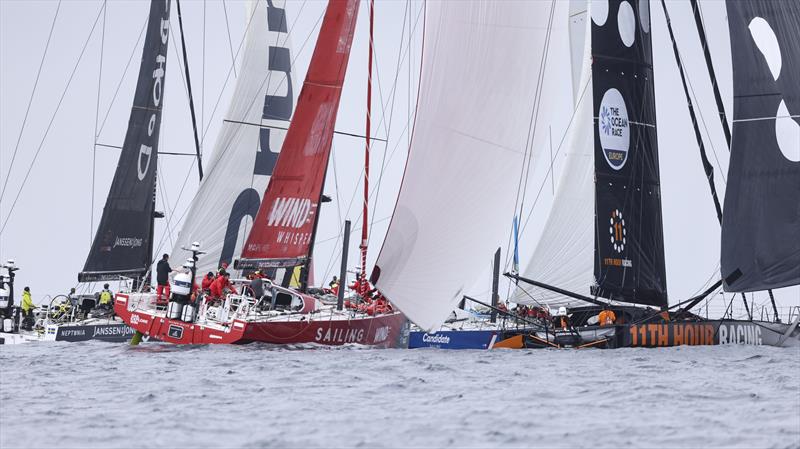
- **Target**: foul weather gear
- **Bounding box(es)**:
[156,259,172,285]
[21,290,35,313]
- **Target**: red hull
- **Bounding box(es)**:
[115,294,407,347]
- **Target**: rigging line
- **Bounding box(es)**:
[196,0,263,143]
[366,0,420,247]
[91,0,108,246]
[201,0,206,143]
[517,0,557,219]
[199,0,321,160]
[503,0,557,270]
[167,3,320,250]
[0,3,105,236]
[175,0,204,181]
[221,0,237,78]
[0,0,62,206]
[320,144,345,282]
[321,120,414,281]
[156,160,176,251]
[199,0,310,143]
[96,16,148,138]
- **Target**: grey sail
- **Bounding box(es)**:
[721,0,800,292]
[79,0,171,282]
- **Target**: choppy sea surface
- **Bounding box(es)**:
[1,342,798,449]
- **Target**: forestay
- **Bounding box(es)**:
[721,0,800,292]
[172,0,295,276]
[372,1,558,331]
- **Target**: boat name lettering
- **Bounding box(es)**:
[137,1,170,181]
[629,323,716,347]
[275,231,312,246]
[92,325,135,338]
[113,237,144,249]
[718,324,762,345]
[267,197,315,229]
[315,327,364,343]
[422,333,450,345]
[60,329,86,337]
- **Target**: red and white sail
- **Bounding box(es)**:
[238,0,361,270]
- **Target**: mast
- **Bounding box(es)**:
[688,0,731,147]
[175,0,203,182]
[360,0,375,282]
[659,0,723,224]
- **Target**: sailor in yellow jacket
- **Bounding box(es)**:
[21,286,36,330]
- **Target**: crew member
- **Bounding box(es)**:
[201,272,215,292]
[209,272,237,301]
[99,284,114,309]
[156,254,173,303]
[21,286,36,330]
[554,306,570,330]
[598,307,617,326]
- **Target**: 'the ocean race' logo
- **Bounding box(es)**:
[599,88,630,170]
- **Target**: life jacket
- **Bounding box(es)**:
[99,290,113,305]
[599,310,616,326]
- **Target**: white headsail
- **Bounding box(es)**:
[172,0,295,275]
[373,1,563,331]
[515,6,596,308]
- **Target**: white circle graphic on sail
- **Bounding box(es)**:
[747,17,799,163]
[639,0,650,34]
[775,100,800,162]
[618,1,636,47]
[599,88,630,170]
[592,0,609,26]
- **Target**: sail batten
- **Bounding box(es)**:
[237,0,360,271]
[79,0,171,282]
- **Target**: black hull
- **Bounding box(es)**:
[514,319,800,349]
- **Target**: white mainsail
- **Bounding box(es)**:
[514,10,595,309]
[171,0,295,275]
[373,1,563,331]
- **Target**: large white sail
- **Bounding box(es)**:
[172,0,295,275]
[515,13,595,309]
[373,1,561,331]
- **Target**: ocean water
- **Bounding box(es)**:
[1,343,798,449]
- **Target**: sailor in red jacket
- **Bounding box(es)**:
[201,272,215,292]
[209,272,237,300]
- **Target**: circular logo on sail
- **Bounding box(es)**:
[599,88,630,170]
[609,209,626,253]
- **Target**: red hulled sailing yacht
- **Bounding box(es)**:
[115,0,407,346]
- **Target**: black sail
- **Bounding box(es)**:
[722,1,800,292]
[79,0,171,282]
[590,0,668,307]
